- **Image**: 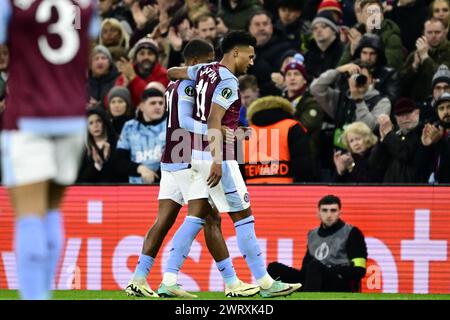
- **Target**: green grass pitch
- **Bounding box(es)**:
[1,290,450,300]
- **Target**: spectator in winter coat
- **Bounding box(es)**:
[374,98,433,183]
[247,10,295,96]
[400,18,450,101]
[106,86,134,135]
[333,121,385,182]
[116,37,169,107]
[87,45,120,109]
[77,107,127,183]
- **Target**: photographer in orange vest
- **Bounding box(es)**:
[241,96,316,183]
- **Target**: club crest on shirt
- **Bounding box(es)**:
[221,88,232,99]
[185,85,195,97]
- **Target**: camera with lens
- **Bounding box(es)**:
[350,73,368,87]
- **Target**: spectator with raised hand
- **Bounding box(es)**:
[248,10,294,96]
[421,92,450,183]
[116,37,168,107]
[87,45,120,109]
[340,0,403,69]
[384,0,428,53]
[166,13,196,68]
[333,121,384,182]
[77,107,126,184]
[400,18,450,101]
[374,98,433,183]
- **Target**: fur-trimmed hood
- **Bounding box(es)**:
[247,96,295,126]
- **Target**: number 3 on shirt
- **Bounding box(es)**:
[36,0,80,65]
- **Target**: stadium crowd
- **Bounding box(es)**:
[2,0,450,185]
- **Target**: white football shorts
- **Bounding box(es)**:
[157,168,209,205]
[191,159,250,213]
[1,130,85,187]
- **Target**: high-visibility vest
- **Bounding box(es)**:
[243,119,298,184]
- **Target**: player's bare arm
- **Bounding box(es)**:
[167,66,189,80]
[207,103,226,187]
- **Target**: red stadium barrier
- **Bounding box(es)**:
[1,185,450,293]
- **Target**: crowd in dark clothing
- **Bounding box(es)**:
[2,0,450,185]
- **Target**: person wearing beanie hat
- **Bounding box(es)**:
[283,55,309,100]
[115,36,169,107]
[88,45,120,109]
[312,11,339,33]
[373,97,431,183]
[93,45,113,65]
[419,65,450,124]
[432,64,450,91]
[107,86,134,135]
[304,11,344,79]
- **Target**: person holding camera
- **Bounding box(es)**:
[310,62,391,141]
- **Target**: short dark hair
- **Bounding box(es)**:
[141,88,163,101]
[183,38,214,60]
[318,195,342,209]
[277,0,304,11]
[221,30,256,54]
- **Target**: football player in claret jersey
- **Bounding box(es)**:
[125,39,259,298]
[0,0,99,299]
[160,31,302,298]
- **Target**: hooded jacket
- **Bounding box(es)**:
[339,19,404,70]
[338,33,401,103]
[244,96,316,182]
